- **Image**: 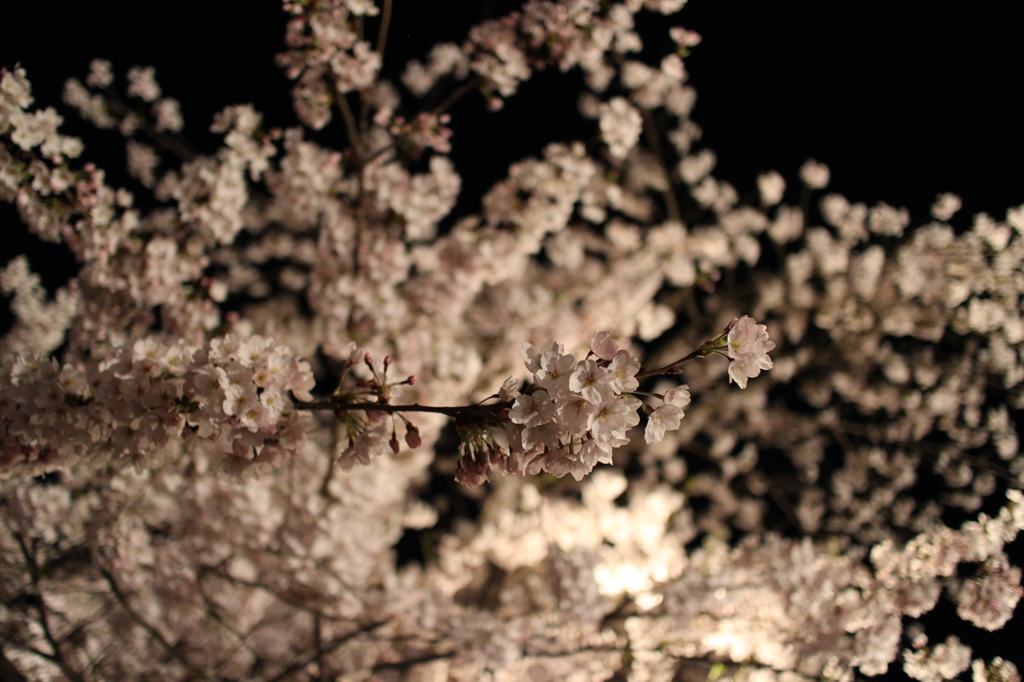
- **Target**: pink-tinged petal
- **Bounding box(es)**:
[590,331,619,361]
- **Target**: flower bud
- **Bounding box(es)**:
[405,424,421,449]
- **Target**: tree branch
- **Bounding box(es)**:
[294,399,511,417]
[98,568,214,682]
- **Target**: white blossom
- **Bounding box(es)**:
[725,315,776,389]
[599,96,643,159]
[758,170,786,206]
[800,158,830,189]
[932,192,962,221]
[0,4,1021,680]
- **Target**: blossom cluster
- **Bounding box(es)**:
[277,0,382,129]
[506,333,645,484]
[1,65,83,162]
[329,342,422,471]
[1,0,1022,679]
[452,322,770,486]
[0,333,314,478]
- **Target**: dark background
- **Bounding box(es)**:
[2,1,1022,674]
[3,1,1024,271]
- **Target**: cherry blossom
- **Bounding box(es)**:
[510,388,557,427]
[645,403,682,443]
[725,314,776,389]
[0,1,1021,679]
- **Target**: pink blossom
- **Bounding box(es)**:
[1,6,1021,678]
[588,397,639,444]
[555,394,596,436]
[725,315,776,389]
[645,404,683,444]
[608,351,640,393]
[570,359,615,405]
[509,389,556,427]
[590,330,620,361]
[535,349,576,398]
[664,384,691,408]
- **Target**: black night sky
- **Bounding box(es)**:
[4,1,1024,244]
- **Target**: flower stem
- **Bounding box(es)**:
[636,347,704,379]
[635,333,727,379]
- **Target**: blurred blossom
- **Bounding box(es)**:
[0,2,1022,680]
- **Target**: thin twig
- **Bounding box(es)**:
[102,94,196,162]
[265,620,390,682]
[375,0,393,58]
[99,568,213,681]
[336,92,366,163]
[636,347,709,379]
[294,399,511,417]
[314,613,328,682]
[641,108,681,224]
[9,530,87,682]
[351,166,367,277]
[431,75,486,117]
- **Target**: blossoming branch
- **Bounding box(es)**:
[290,317,775,486]
[1,0,1022,680]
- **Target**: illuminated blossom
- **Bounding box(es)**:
[725,315,776,389]
[0,2,1020,680]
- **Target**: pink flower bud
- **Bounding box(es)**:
[389,433,400,454]
[455,455,489,487]
[407,375,417,385]
[405,424,421,449]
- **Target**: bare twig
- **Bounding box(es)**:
[375,0,393,59]
[8,530,86,682]
[431,75,486,117]
[294,399,511,417]
[640,108,682,224]
[99,568,214,681]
